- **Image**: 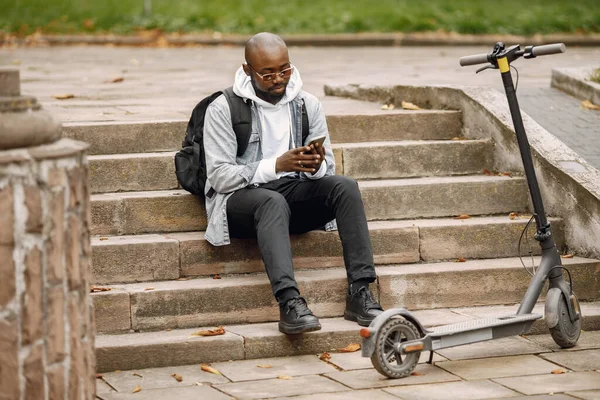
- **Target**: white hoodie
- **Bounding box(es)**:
[232,66,326,184]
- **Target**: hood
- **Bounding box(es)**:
[233,65,303,108]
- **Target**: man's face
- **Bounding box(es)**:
[244,45,291,104]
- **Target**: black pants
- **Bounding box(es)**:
[226,175,377,304]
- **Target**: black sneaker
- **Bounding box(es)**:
[278,297,322,335]
[344,286,384,327]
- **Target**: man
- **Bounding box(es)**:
[203,32,383,335]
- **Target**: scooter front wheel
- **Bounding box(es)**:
[550,293,581,348]
[371,318,421,379]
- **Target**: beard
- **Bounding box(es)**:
[251,76,286,104]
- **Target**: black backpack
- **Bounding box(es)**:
[174,87,309,199]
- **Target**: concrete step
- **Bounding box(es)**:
[62,110,463,155]
[88,139,492,194]
[90,175,529,235]
[91,256,599,334]
[91,216,565,285]
[95,300,600,372]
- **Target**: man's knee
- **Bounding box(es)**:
[255,190,290,219]
[328,175,360,196]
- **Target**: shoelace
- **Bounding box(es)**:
[285,297,313,317]
[354,287,382,310]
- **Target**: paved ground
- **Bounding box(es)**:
[1,45,599,168]
[2,45,599,398]
[94,331,600,399]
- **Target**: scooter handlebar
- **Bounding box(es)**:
[531,43,566,56]
[459,53,490,66]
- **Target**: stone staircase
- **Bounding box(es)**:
[62,97,600,373]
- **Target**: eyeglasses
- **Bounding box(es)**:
[246,63,294,82]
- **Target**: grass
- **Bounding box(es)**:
[1,0,599,36]
[591,68,600,84]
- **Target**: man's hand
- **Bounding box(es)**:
[308,142,326,172]
[276,146,321,173]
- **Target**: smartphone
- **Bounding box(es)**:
[307,134,326,148]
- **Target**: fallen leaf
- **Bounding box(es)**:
[256,364,273,369]
[201,364,221,375]
[411,371,425,376]
[132,373,143,378]
[337,343,361,353]
[189,326,225,337]
[483,168,494,176]
[95,374,104,379]
[454,258,467,263]
[454,214,471,220]
[401,101,421,110]
[90,286,111,293]
[581,100,600,110]
[177,277,192,281]
[561,254,574,259]
[132,386,142,393]
[551,369,566,374]
[171,373,183,382]
[166,328,172,332]
[500,171,512,177]
[509,212,519,220]
[451,137,467,140]
[105,77,124,83]
[381,104,389,110]
[115,370,121,373]
[83,19,95,29]
[53,94,75,100]
[277,375,293,380]
[99,237,109,241]
[213,274,221,279]
[319,352,332,362]
[196,382,204,386]
[144,287,154,291]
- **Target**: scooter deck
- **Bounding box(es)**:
[426,313,542,350]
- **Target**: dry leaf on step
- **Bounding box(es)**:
[53,94,75,100]
[483,168,494,176]
[338,343,361,353]
[144,287,154,291]
[509,212,519,220]
[277,375,293,380]
[90,286,111,293]
[454,258,467,263]
[451,137,467,140]
[411,371,425,376]
[560,254,574,259]
[213,274,221,279]
[551,369,566,374]
[401,101,421,110]
[105,77,124,83]
[256,364,273,369]
[201,364,221,375]
[132,386,142,393]
[454,214,471,220]
[132,373,143,378]
[581,100,600,110]
[99,237,109,241]
[171,373,183,382]
[319,352,332,361]
[189,326,225,337]
[500,171,512,177]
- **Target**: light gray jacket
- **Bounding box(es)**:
[203,90,336,246]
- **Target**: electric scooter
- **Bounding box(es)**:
[361,42,582,379]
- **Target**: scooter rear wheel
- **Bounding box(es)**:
[371,318,421,379]
[550,293,581,348]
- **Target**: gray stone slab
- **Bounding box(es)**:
[96,385,233,400]
[566,390,600,400]
[383,379,518,399]
[436,336,550,361]
[324,363,459,390]
[211,355,337,382]
[493,371,600,395]
[272,389,400,400]
[541,349,600,371]
[101,364,230,392]
[436,354,561,380]
[525,331,600,352]
[213,375,348,400]
[327,350,446,371]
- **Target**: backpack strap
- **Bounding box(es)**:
[301,100,309,143]
[222,87,252,157]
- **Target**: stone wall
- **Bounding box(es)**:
[1,67,95,400]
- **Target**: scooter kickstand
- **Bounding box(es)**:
[427,351,434,365]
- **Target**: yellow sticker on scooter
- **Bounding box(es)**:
[498,57,510,73]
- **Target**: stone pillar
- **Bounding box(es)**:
[0,68,95,400]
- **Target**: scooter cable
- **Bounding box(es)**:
[548,265,575,296]
[518,215,536,276]
[510,65,520,92]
